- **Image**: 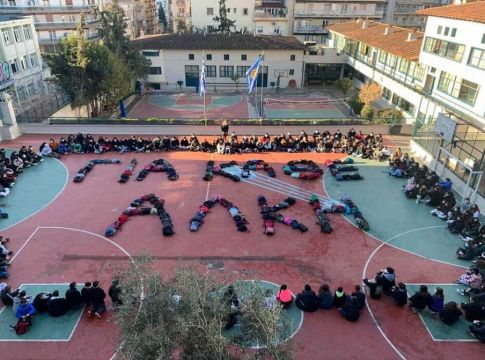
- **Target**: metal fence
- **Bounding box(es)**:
[16,92,70,123]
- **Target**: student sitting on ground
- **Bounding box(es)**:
[276,284,293,309]
[391,282,408,307]
[0,285,18,306]
[47,290,69,317]
[363,267,396,298]
[339,296,361,322]
[81,282,92,307]
[429,287,444,314]
[456,268,482,296]
[65,282,83,310]
[352,285,366,310]
[469,320,485,342]
[333,287,347,308]
[409,285,433,314]
[263,289,277,310]
[15,298,36,324]
[89,281,106,319]
[439,301,462,325]
[317,283,333,310]
[33,292,51,313]
[295,284,319,312]
[13,290,32,314]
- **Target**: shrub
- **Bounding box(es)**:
[349,95,364,115]
[360,105,374,120]
[335,78,353,95]
[374,108,404,124]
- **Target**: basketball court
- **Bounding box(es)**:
[0,134,482,359]
[264,97,347,119]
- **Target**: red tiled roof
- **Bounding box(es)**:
[417,1,485,23]
[327,20,423,61]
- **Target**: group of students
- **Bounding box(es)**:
[0,279,123,334]
[0,237,13,279]
[41,129,388,157]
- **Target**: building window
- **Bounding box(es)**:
[13,27,22,42]
[382,87,392,100]
[385,54,397,68]
[142,50,159,57]
[206,54,212,61]
[207,8,213,16]
[289,69,295,76]
[2,30,10,45]
[241,54,247,61]
[206,65,216,77]
[30,53,38,67]
[17,86,28,102]
[451,28,457,37]
[9,59,18,74]
[188,54,194,60]
[257,26,263,34]
[227,8,230,13]
[233,8,236,13]
[23,25,32,40]
[20,55,29,70]
[399,59,409,73]
[359,43,370,56]
[274,27,281,35]
[482,33,485,44]
[224,54,229,61]
[378,50,387,64]
[219,65,234,77]
[437,71,479,106]
[414,64,425,81]
[243,8,248,15]
[236,66,250,77]
[423,37,465,62]
[444,27,449,36]
[468,48,485,70]
[27,82,36,97]
[290,54,295,61]
[149,83,161,90]
[437,25,442,34]
[149,67,162,75]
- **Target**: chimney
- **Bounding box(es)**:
[407,30,418,41]
[362,20,368,29]
[384,26,393,36]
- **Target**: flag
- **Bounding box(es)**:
[199,60,206,96]
[246,56,261,95]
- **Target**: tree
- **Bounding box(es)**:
[158,2,167,28]
[358,82,381,106]
[98,1,150,80]
[48,23,131,116]
[335,77,353,95]
[113,256,294,360]
[213,0,236,33]
[176,19,188,33]
[360,105,374,120]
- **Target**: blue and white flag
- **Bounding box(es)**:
[199,60,206,96]
[245,56,261,95]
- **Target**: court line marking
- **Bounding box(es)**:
[0,158,69,233]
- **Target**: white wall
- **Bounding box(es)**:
[191,0,255,32]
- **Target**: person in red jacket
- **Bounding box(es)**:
[276,284,293,309]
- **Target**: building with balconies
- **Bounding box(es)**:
[383,0,449,29]
[119,0,158,38]
[171,0,191,32]
[0,0,110,53]
[293,0,387,44]
[254,0,292,35]
[190,0,255,33]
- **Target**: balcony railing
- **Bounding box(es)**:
[38,33,100,44]
[294,25,328,34]
[254,8,287,19]
[34,19,100,29]
[295,10,384,18]
[0,4,97,13]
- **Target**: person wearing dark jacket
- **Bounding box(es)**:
[0,285,17,306]
[318,284,333,309]
[295,284,319,312]
[65,282,83,310]
[47,290,69,317]
[391,283,408,307]
[81,282,92,307]
[108,278,123,310]
[89,281,107,319]
[469,321,485,342]
[439,301,462,325]
[352,285,366,310]
[33,292,51,313]
[333,287,347,308]
[409,285,433,313]
[339,296,361,322]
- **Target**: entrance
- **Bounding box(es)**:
[185,65,199,87]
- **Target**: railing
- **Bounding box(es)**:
[0,4,96,12]
[294,10,384,18]
[254,7,287,19]
[293,25,327,34]
[34,19,100,29]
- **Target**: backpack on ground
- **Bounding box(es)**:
[12,319,30,335]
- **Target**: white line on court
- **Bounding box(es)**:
[8,227,40,264]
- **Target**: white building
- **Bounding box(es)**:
[383,0,448,29]
[190,0,255,33]
[170,0,191,32]
[132,33,306,90]
[0,0,110,53]
[119,0,158,38]
[0,15,46,119]
[254,0,292,36]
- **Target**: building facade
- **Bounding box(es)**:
[190,0,255,33]
[383,0,448,29]
[0,15,47,119]
[170,0,191,32]
[132,33,306,90]
[0,0,110,53]
[254,0,292,36]
[119,0,158,38]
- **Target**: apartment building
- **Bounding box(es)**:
[119,0,158,38]
[383,0,449,29]
[254,0,293,36]
[171,0,191,32]
[190,0,255,33]
[0,0,110,53]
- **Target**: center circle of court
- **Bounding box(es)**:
[223,280,303,348]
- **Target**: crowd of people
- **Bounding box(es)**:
[0,237,12,279]
[41,129,390,156]
[0,279,122,334]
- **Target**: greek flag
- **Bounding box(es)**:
[245,56,261,95]
[199,60,206,96]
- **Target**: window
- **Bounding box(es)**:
[224,54,229,61]
[482,33,485,44]
[236,66,250,77]
[142,51,159,57]
[207,7,213,16]
[243,8,248,15]
[241,54,247,61]
[451,28,457,37]
[27,82,36,97]
[219,65,234,77]
[13,27,21,42]
[274,27,281,35]
[399,59,409,73]
[30,53,38,67]
[437,25,442,34]
[437,71,479,105]
[23,25,32,40]
[274,70,288,78]
[2,30,10,45]
[149,83,161,90]
[414,64,425,81]
[423,37,465,62]
[9,59,18,74]
[206,65,216,77]
[359,43,370,56]
[289,69,295,76]
[188,53,194,60]
[149,66,162,74]
[257,26,263,34]
[385,54,397,68]
[468,48,485,70]
[444,27,449,36]
[206,54,212,61]
[227,8,230,13]
[290,54,295,61]
[17,86,28,102]
[378,50,387,64]
[382,87,392,100]
[20,55,29,70]
[233,8,236,13]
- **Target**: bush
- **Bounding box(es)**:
[375,108,404,124]
[335,78,353,95]
[349,95,364,116]
[360,105,374,120]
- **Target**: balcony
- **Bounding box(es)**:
[38,33,100,45]
[0,4,97,14]
[254,7,288,19]
[34,19,100,30]
[294,9,384,18]
[294,25,328,34]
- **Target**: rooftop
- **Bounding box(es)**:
[327,20,424,61]
[417,1,485,23]
[131,33,307,51]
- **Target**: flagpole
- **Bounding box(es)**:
[260,52,264,118]
[202,53,207,125]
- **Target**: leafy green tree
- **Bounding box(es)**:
[213,0,236,33]
[158,2,167,28]
[98,1,150,80]
[335,77,353,95]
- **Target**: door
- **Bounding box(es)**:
[256,66,268,88]
[184,65,199,87]
[424,74,435,94]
